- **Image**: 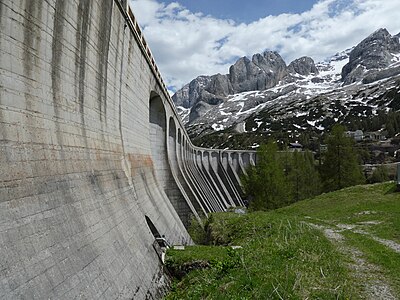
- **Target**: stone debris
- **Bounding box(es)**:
[231,246,242,250]
[357,221,383,225]
[173,245,185,250]
[355,210,378,215]
[234,208,246,214]
[336,223,357,230]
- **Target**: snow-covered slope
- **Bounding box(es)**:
[172,29,400,148]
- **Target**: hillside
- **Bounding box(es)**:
[172,28,400,150]
[165,182,400,299]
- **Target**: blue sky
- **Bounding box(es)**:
[130,0,400,93]
[159,0,317,23]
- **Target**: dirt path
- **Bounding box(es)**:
[309,223,398,300]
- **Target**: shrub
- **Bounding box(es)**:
[368,165,390,183]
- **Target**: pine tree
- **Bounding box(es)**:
[288,150,321,202]
[320,125,365,192]
[242,141,289,211]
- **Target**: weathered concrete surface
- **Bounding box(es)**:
[0,0,255,298]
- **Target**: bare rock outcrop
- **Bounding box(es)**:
[342,28,400,84]
[288,56,319,76]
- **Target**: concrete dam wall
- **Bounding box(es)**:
[0,0,255,298]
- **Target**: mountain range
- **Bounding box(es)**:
[172,28,400,149]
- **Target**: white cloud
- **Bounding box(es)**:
[130,0,400,92]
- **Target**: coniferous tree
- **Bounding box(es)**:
[320,125,365,192]
[242,141,289,210]
[288,150,321,202]
[303,150,322,198]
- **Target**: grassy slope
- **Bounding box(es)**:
[279,182,400,243]
[165,182,400,299]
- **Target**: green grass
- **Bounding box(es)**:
[279,182,400,243]
[166,214,357,299]
[342,231,400,296]
[165,182,400,299]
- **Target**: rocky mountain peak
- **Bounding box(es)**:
[228,56,259,92]
[173,51,292,113]
[173,28,400,131]
[342,28,400,84]
[349,28,400,61]
[253,51,288,78]
[228,51,289,93]
[172,75,212,108]
[207,73,234,97]
[288,56,319,76]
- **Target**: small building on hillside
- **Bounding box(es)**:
[289,142,303,152]
[364,131,387,141]
[345,130,364,141]
[320,144,328,152]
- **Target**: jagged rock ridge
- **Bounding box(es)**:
[172,28,400,148]
[342,28,400,84]
[172,51,318,122]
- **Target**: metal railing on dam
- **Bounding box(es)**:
[0,0,256,299]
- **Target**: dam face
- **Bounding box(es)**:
[0,0,255,298]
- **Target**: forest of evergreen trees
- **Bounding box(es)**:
[242,125,367,211]
[346,110,400,137]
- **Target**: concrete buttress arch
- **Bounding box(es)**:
[167,116,203,225]
[149,92,193,226]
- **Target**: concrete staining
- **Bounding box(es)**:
[0,1,255,299]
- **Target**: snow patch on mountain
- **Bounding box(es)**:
[174,29,400,144]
